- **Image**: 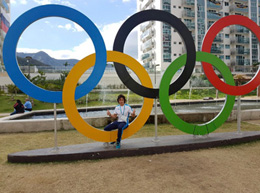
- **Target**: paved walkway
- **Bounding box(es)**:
[0,113,10,117]
[8,131,260,163]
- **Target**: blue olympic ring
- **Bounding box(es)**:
[3,5,107,103]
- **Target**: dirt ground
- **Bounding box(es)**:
[0,141,259,193]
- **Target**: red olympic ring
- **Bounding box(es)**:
[202,15,260,96]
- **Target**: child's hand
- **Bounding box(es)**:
[132,109,136,117]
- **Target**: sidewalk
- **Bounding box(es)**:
[0,113,9,117]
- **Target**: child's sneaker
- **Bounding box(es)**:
[116,142,121,149]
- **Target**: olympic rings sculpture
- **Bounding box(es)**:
[3,5,260,142]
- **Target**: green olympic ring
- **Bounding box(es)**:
[159,51,236,135]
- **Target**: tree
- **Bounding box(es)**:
[63,62,69,70]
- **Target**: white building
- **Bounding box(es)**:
[137,0,260,73]
[0,0,10,72]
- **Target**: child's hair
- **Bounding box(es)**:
[117,94,126,103]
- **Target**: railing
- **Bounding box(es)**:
[141,51,154,61]
[141,39,154,51]
[230,4,248,13]
[140,0,153,10]
[207,12,221,20]
[231,0,248,3]
[207,1,222,10]
[231,65,256,73]
[230,26,249,33]
[141,28,154,42]
[231,37,250,44]
[213,34,223,43]
[184,22,195,30]
[140,21,154,32]
[232,59,250,66]
[182,9,195,18]
[182,0,195,6]
[211,46,223,54]
[231,48,250,55]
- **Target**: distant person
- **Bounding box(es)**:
[24,98,32,111]
[10,99,25,115]
[104,94,136,149]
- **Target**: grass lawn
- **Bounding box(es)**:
[0,121,260,192]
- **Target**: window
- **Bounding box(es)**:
[179,42,182,45]
[226,55,230,60]
[219,55,224,60]
[225,12,229,16]
[173,5,176,8]
[225,44,230,49]
[225,2,229,6]
[225,34,229,38]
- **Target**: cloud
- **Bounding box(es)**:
[10,0,17,4]
[74,23,84,32]
[57,23,84,32]
[33,0,75,7]
[122,0,131,2]
[11,0,27,4]
[17,20,138,60]
[58,23,74,31]
[20,0,27,4]
[33,0,52,5]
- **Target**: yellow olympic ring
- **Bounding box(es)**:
[62,51,154,142]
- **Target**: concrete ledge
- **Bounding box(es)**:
[8,131,260,163]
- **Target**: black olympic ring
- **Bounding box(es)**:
[113,9,196,99]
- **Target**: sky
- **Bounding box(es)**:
[10,0,138,60]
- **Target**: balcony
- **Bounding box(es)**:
[231,37,250,44]
[141,39,154,51]
[141,51,155,61]
[184,21,195,30]
[182,0,195,7]
[231,0,248,4]
[236,59,250,66]
[141,28,154,42]
[140,0,154,10]
[231,48,250,55]
[140,21,154,32]
[182,9,195,18]
[213,34,223,43]
[230,26,249,34]
[207,1,222,10]
[207,12,221,20]
[230,4,248,13]
[211,46,223,54]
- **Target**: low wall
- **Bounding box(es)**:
[0,109,260,133]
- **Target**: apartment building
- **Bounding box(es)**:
[137,0,259,73]
[0,0,10,72]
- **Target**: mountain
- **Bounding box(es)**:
[17,51,79,67]
[17,56,50,67]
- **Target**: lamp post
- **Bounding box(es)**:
[153,64,160,143]
[25,56,32,99]
[25,56,32,79]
